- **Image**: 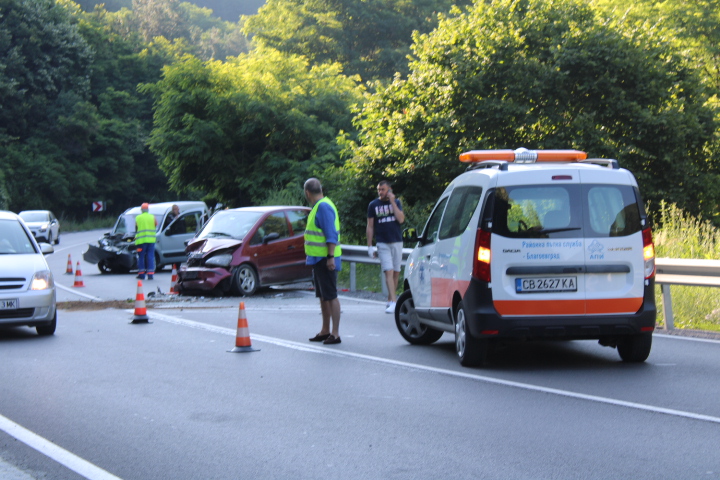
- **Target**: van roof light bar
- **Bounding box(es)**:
[459,148,588,164]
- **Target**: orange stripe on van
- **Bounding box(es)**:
[431,278,471,307]
[494,298,643,316]
[494,299,585,316]
[586,298,642,314]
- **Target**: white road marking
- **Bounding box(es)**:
[654,333,720,345]
[148,310,720,426]
[55,284,104,301]
[51,241,90,254]
[0,414,123,480]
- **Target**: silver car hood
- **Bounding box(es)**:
[1,253,50,280]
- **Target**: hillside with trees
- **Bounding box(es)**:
[1,0,719,233]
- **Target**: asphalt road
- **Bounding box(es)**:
[1,231,719,479]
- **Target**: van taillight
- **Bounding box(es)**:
[473,229,491,282]
[642,227,655,279]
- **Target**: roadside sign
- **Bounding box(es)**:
[92,201,105,212]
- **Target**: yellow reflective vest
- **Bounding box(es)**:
[135,212,157,245]
[305,198,342,257]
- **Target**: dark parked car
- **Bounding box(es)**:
[177,206,312,296]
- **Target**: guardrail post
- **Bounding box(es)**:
[350,262,356,292]
[660,284,675,330]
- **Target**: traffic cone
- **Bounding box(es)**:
[228,302,259,353]
[65,254,73,275]
[72,261,85,287]
[168,264,178,294]
[130,280,151,324]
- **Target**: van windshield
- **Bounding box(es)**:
[112,214,163,235]
[491,184,641,238]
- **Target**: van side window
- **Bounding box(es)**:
[422,197,449,244]
[492,185,580,239]
[585,185,641,237]
[439,186,483,240]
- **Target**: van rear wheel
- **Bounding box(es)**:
[617,333,652,362]
[395,290,443,345]
[455,301,488,367]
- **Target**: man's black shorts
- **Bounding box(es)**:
[312,259,338,301]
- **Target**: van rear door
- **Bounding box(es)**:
[579,169,645,315]
[490,171,587,317]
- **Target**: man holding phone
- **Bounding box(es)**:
[367,180,405,314]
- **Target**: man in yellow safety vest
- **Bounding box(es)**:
[135,203,157,280]
[304,178,342,345]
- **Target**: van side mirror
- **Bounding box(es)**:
[402,228,418,243]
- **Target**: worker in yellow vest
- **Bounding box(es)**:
[135,203,158,280]
[304,178,342,345]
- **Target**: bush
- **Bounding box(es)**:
[652,201,720,331]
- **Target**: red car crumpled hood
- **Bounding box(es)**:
[188,238,242,256]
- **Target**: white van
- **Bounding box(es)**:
[397,149,656,366]
[84,201,209,273]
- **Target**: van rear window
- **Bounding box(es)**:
[490,184,641,239]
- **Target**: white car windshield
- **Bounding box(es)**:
[19,212,49,223]
[0,219,38,254]
[197,211,264,240]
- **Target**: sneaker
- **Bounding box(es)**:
[147,275,154,280]
[136,274,145,280]
[385,301,396,314]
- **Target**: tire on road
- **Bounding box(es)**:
[36,312,57,336]
[231,264,258,296]
[395,290,444,345]
[455,301,489,367]
[617,333,652,362]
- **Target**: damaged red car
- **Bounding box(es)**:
[176,206,312,296]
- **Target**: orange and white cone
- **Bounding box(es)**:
[168,264,178,294]
[72,261,85,287]
[130,280,150,324]
[228,302,259,352]
[65,254,74,275]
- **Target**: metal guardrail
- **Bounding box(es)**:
[655,258,720,330]
[341,247,719,330]
[341,245,412,295]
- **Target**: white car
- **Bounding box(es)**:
[397,148,656,366]
[18,210,60,244]
[0,211,57,335]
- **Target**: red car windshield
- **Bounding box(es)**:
[197,210,264,240]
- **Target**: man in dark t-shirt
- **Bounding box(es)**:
[367,180,405,314]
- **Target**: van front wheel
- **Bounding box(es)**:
[617,334,652,362]
[395,290,443,345]
[455,301,488,367]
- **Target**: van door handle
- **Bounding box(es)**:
[287,245,295,250]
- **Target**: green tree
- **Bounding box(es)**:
[243,0,470,82]
[343,0,719,235]
[142,47,364,206]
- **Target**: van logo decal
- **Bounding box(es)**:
[587,240,604,254]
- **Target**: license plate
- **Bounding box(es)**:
[0,299,18,310]
[515,277,577,293]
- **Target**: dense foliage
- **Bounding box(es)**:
[2,0,720,233]
[142,48,364,206]
[341,0,720,235]
[243,0,471,82]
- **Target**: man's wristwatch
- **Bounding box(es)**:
[327,254,334,258]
